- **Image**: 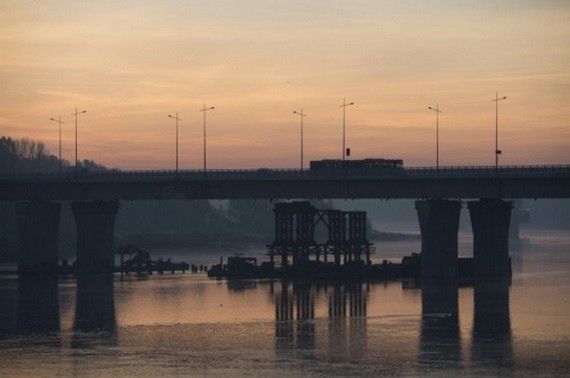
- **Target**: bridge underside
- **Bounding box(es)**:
[15,197,516,278]
[1,176,569,201]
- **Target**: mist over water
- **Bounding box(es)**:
[0,231,568,376]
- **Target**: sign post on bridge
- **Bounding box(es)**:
[493,93,507,171]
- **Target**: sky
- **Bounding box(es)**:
[0,0,569,169]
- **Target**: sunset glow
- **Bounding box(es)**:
[1,1,569,169]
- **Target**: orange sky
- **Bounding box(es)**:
[0,1,569,169]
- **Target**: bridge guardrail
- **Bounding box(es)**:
[1,164,569,182]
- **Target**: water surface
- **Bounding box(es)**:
[0,231,569,377]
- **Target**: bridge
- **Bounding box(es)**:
[1,165,569,201]
[3,164,570,279]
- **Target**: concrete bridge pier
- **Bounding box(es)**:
[72,201,119,273]
[468,199,512,278]
[415,199,462,280]
[15,201,61,274]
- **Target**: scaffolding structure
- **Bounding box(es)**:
[267,201,374,267]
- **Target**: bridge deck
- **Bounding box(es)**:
[1,165,569,200]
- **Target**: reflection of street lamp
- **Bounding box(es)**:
[493,93,507,170]
[340,98,354,161]
[200,104,215,174]
[293,109,306,171]
[71,108,86,178]
[168,113,182,173]
[49,116,64,174]
[428,104,442,169]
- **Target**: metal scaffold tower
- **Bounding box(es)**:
[267,201,374,267]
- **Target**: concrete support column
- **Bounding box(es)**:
[468,199,512,278]
[415,199,462,280]
[15,201,61,274]
[72,201,119,273]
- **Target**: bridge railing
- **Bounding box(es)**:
[1,164,569,181]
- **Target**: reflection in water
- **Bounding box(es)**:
[275,281,294,360]
[419,279,461,369]
[328,284,347,359]
[74,274,116,332]
[274,281,318,359]
[0,283,16,335]
[347,283,368,360]
[471,279,512,369]
[72,274,117,350]
[17,277,60,334]
[293,282,315,356]
[273,281,369,362]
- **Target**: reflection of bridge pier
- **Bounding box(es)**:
[471,279,512,368]
[71,274,117,375]
[419,279,461,367]
[17,276,60,334]
[73,274,116,334]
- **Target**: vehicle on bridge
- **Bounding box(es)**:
[310,158,404,175]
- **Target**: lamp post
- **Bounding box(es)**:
[340,98,355,161]
[71,108,86,178]
[493,93,507,170]
[428,104,442,169]
[49,116,64,174]
[168,113,182,173]
[292,109,306,171]
[200,104,215,174]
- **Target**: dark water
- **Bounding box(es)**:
[0,231,569,377]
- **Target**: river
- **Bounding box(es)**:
[0,230,568,376]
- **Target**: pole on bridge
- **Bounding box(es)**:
[341,98,355,161]
[49,116,65,175]
[293,109,307,171]
[493,93,507,171]
[200,104,215,175]
[428,104,442,169]
[71,108,87,178]
[168,113,182,175]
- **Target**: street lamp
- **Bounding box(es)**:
[70,108,86,178]
[428,104,442,169]
[49,116,64,174]
[292,109,306,171]
[200,104,215,174]
[340,98,355,161]
[168,113,182,173]
[493,93,507,170]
